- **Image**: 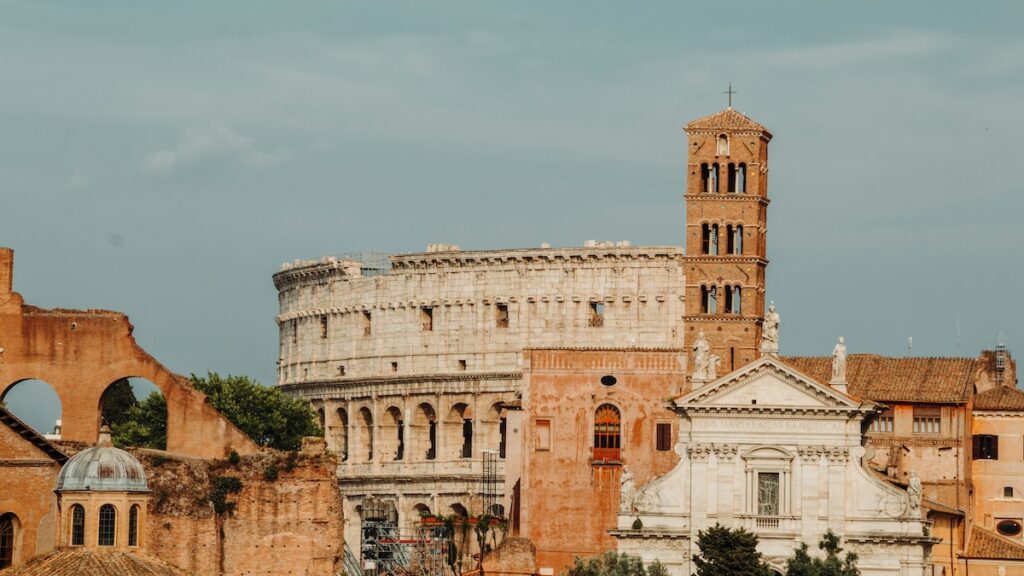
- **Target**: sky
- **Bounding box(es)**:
[2,1,1022,433]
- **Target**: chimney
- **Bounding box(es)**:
[0,247,13,296]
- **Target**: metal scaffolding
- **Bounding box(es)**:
[481,449,500,516]
[360,497,452,576]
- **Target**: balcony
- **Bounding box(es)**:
[738,515,797,534]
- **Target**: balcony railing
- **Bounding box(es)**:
[738,515,793,533]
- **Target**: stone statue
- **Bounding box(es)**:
[831,337,847,382]
[620,466,636,513]
[707,354,720,380]
[692,330,711,381]
[907,471,923,517]
[761,302,780,355]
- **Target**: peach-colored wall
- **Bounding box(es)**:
[0,422,60,567]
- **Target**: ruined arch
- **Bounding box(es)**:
[482,402,508,458]
[356,406,374,461]
[412,403,437,461]
[334,408,349,461]
[0,378,61,437]
[446,402,473,459]
[380,405,404,461]
[98,377,166,450]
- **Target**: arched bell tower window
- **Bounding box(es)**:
[727,163,737,193]
[710,224,719,255]
[725,286,742,314]
[593,404,622,462]
[700,163,710,193]
[717,134,729,156]
[710,163,720,193]
[701,223,711,254]
[98,504,116,547]
[71,504,85,546]
[738,163,747,193]
[701,285,718,314]
[735,225,744,254]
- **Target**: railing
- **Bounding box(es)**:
[738,515,792,533]
[755,516,781,529]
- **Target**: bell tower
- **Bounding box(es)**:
[682,106,772,375]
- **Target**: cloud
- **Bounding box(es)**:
[142,122,290,175]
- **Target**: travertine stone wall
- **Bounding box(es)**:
[273,244,686,552]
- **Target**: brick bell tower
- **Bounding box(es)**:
[682,105,772,376]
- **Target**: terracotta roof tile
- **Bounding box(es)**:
[974,386,1024,411]
[965,526,1024,560]
[781,355,976,404]
[0,404,68,463]
[2,548,187,575]
[685,107,770,135]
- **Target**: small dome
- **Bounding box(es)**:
[56,441,149,493]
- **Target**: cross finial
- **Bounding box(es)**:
[724,82,736,108]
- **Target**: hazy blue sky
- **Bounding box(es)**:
[2,1,1022,432]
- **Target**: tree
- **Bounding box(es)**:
[110,391,167,450]
[785,531,859,576]
[101,378,139,427]
[566,551,664,576]
[190,372,323,451]
[693,524,772,576]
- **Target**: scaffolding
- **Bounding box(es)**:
[360,498,452,576]
[481,449,500,516]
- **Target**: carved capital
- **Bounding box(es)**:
[711,444,738,460]
[689,444,713,461]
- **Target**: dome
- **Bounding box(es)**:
[55,428,149,493]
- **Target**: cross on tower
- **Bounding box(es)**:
[723,83,736,107]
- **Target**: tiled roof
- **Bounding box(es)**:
[0,404,68,464]
[965,527,1024,560]
[685,107,770,135]
[781,355,977,404]
[974,386,1024,411]
[1,548,187,575]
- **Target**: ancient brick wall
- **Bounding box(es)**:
[0,419,61,567]
[140,439,344,576]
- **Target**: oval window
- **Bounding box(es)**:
[997,520,1022,537]
[600,375,617,387]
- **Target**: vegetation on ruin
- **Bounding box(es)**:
[566,552,667,576]
[785,530,859,576]
[104,378,167,450]
[209,476,243,515]
[693,523,772,576]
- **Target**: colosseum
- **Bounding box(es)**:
[273,242,686,546]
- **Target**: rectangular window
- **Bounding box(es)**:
[535,419,551,451]
[421,307,433,331]
[1005,486,1015,498]
[362,311,372,337]
[496,303,509,328]
[871,409,894,433]
[292,320,298,344]
[458,359,467,371]
[320,315,329,338]
[589,302,605,327]
[913,407,941,434]
[757,472,780,516]
[974,434,999,460]
[656,423,672,452]
[391,361,398,373]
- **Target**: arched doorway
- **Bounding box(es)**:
[1,379,61,437]
[98,377,167,449]
[0,513,19,569]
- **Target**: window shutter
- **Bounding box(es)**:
[972,434,981,459]
[992,435,999,460]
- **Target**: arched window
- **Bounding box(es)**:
[733,286,742,315]
[358,407,374,461]
[700,163,710,193]
[726,225,735,254]
[737,163,747,193]
[0,513,15,569]
[710,224,719,255]
[701,223,711,254]
[717,134,729,156]
[734,225,744,255]
[593,404,622,462]
[701,285,719,314]
[414,403,437,461]
[710,163,720,193]
[71,504,85,546]
[128,505,139,547]
[336,408,349,462]
[98,504,116,546]
[727,163,737,193]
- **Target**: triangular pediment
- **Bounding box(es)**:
[675,356,861,410]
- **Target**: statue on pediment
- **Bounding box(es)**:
[760,302,780,355]
[692,330,711,381]
[907,471,923,517]
[831,337,847,382]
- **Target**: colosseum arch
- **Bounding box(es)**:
[356,407,374,461]
[333,407,349,461]
[0,248,258,458]
[412,403,437,461]
[445,403,473,460]
[380,406,404,461]
[481,402,509,458]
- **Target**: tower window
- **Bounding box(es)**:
[98,504,116,546]
[593,404,622,462]
[71,504,85,546]
[320,315,329,338]
[735,225,744,254]
[701,285,718,314]
[496,303,509,328]
[724,286,742,314]
[701,223,711,254]
[589,302,605,327]
[710,163,720,193]
[726,225,735,254]
[733,286,742,314]
[700,163,710,193]
[362,311,372,337]
[292,320,298,344]
[727,163,737,192]
[710,224,719,255]
[717,134,729,156]
[738,163,747,193]
[420,307,433,331]
[128,505,139,547]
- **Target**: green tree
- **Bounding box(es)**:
[693,524,772,576]
[565,551,659,576]
[190,372,323,451]
[110,390,167,450]
[785,531,859,576]
[101,378,139,427]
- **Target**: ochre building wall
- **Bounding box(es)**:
[0,420,61,567]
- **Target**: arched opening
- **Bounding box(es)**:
[335,408,349,462]
[710,163,720,193]
[701,285,718,314]
[413,403,437,460]
[0,513,17,569]
[717,134,729,156]
[381,406,404,461]
[726,225,735,254]
[413,503,431,520]
[128,505,140,547]
[446,403,473,459]
[70,504,85,546]
[357,407,374,461]
[449,503,468,520]
[738,163,747,193]
[700,163,710,193]
[727,163,737,192]
[482,403,508,459]
[488,503,505,518]
[98,504,116,546]
[593,404,622,462]
[98,377,166,450]
[701,223,711,254]
[735,225,744,255]
[710,224,719,255]
[1,379,61,437]
[317,408,326,430]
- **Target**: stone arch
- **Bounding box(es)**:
[482,402,508,458]
[98,377,166,450]
[334,407,349,461]
[356,406,374,461]
[412,403,437,461]
[449,503,468,519]
[0,378,62,437]
[380,405,404,461]
[446,402,473,459]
